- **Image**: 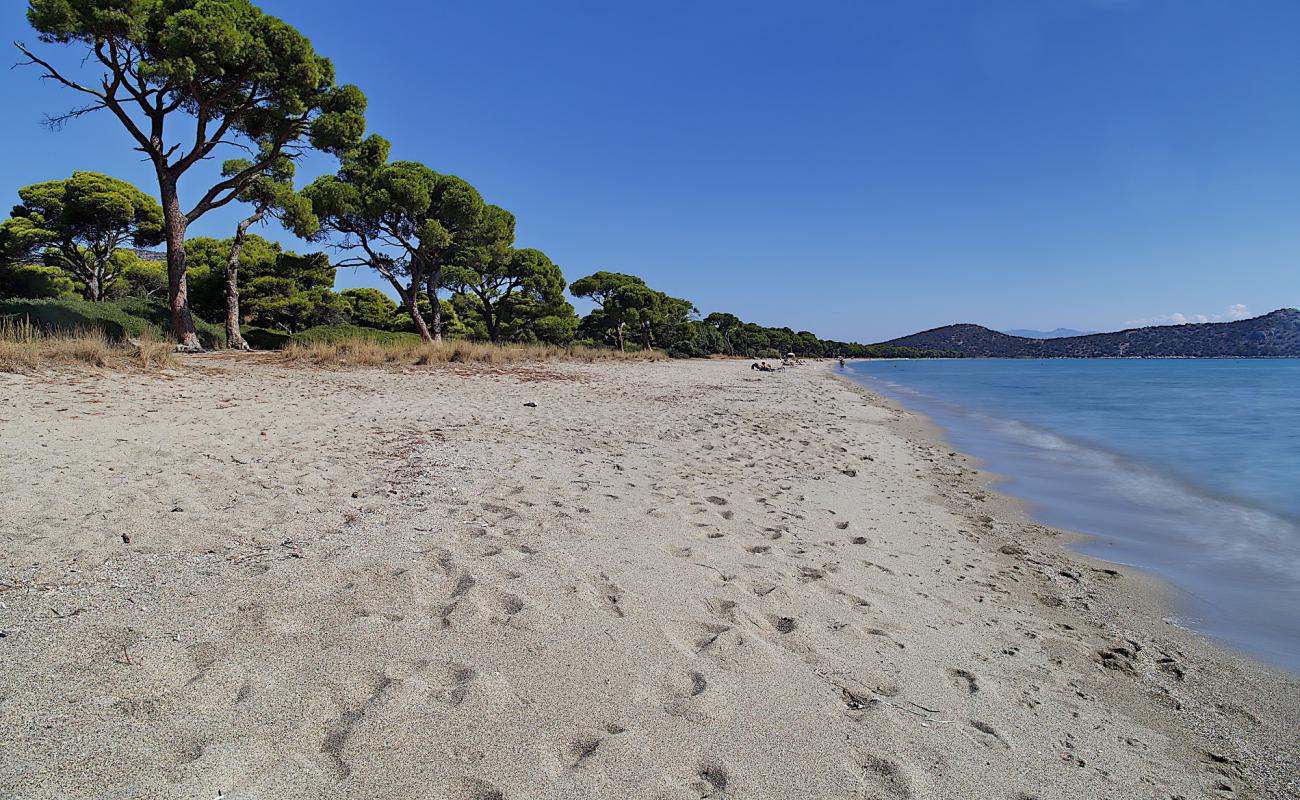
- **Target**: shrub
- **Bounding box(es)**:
[242,327,290,350]
[288,324,424,347]
[0,297,223,348]
[0,262,78,299]
[667,341,702,359]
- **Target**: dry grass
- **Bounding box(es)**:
[0,318,178,373]
[278,338,667,368]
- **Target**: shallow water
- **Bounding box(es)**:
[843,358,1300,674]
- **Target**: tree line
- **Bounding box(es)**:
[3,0,949,360]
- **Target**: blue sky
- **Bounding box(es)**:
[4,0,1299,341]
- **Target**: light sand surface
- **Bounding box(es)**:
[0,357,1296,799]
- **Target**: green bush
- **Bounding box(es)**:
[667,341,701,358]
[0,297,223,348]
[0,262,79,299]
[242,327,291,350]
[288,324,424,346]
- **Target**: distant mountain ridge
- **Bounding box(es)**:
[879,308,1300,358]
[1001,327,1097,339]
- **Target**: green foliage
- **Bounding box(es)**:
[223,148,318,238]
[241,327,289,350]
[570,273,950,359]
[444,245,576,343]
[392,296,465,338]
[0,261,78,299]
[287,324,422,346]
[569,272,645,306]
[104,250,168,299]
[340,288,399,330]
[183,235,340,332]
[21,0,367,345]
[570,271,693,351]
[0,297,222,347]
[0,172,163,299]
[303,136,494,339]
[23,0,368,160]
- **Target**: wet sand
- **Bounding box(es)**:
[0,357,1296,799]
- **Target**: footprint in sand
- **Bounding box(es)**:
[664,669,713,722]
[568,723,629,769]
[568,736,603,768]
[690,622,732,654]
[948,668,979,694]
[970,720,1010,749]
[688,670,708,696]
[694,761,730,797]
[703,597,739,623]
[768,615,797,634]
[438,663,477,707]
[449,777,505,800]
[835,590,872,611]
[859,755,913,799]
[491,591,524,621]
[588,573,625,618]
[438,570,478,629]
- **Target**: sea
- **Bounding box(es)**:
[843,358,1300,674]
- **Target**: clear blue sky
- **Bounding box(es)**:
[4,0,1299,341]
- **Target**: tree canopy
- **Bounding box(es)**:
[0,172,163,301]
[304,135,490,342]
[445,246,573,344]
[570,271,646,350]
[19,0,366,347]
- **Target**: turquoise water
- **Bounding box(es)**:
[843,358,1300,674]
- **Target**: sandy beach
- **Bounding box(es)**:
[1,357,1296,799]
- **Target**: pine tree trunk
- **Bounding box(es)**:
[158,176,202,350]
[425,274,443,342]
[640,321,651,351]
[616,321,625,352]
[224,213,259,351]
[486,305,500,344]
[403,287,434,343]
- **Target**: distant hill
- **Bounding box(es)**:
[880,309,1300,358]
[1001,327,1097,339]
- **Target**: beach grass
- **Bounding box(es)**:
[278,337,667,367]
[0,317,177,373]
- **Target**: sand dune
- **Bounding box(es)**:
[0,358,1295,799]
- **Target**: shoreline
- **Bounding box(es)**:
[830,364,1300,787]
[835,359,1300,672]
[1,358,1296,798]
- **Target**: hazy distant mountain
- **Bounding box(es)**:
[1001,327,1097,339]
[880,309,1300,358]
